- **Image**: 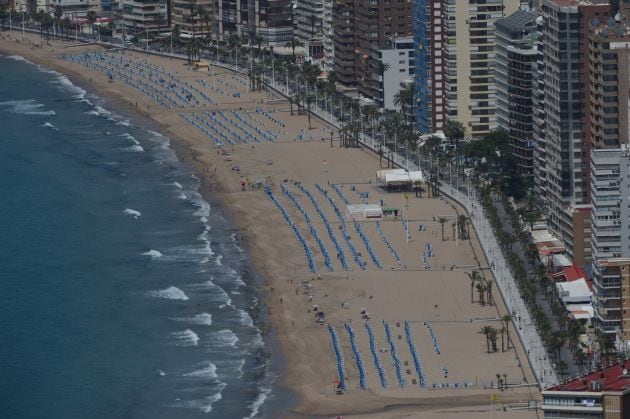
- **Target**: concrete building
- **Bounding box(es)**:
[373,36,414,111]
[533,14,548,207]
[536,0,610,265]
[122,0,167,35]
[588,16,630,339]
[412,0,445,134]
[441,0,521,139]
[321,0,334,71]
[216,0,292,46]
[495,9,537,177]
[294,0,324,63]
[333,0,412,100]
[542,361,630,418]
[171,0,212,37]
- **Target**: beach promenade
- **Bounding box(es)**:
[0,33,540,418]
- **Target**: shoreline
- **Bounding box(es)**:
[0,32,540,418]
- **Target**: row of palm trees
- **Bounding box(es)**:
[479,315,513,354]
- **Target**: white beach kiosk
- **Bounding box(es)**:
[346,204,383,222]
[376,169,424,191]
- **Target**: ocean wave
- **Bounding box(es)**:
[53,75,87,100]
[172,313,212,326]
[190,280,231,305]
[183,361,217,379]
[0,99,56,116]
[120,133,140,144]
[237,309,254,327]
[123,208,141,219]
[172,181,183,189]
[147,286,189,301]
[85,105,111,117]
[41,122,58,130]
[6,54,33,64]
[214,254,223,266]
[175,382,226,414]
[171,329,200,347]
[211,329,238,347]
[142,249,163,259]
[246,386,272,419]
[124,144,145,153]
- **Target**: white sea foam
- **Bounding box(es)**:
[120,133,139,144]
[115,120,131,127]
[123,208,141,219]
[142,249,163,259]
[191,280,231,305]
[124,144,145,153]
[172,313,213,326]
[147,286,189,301]
[172,181,183,189]
[41,122,57,130]
[176,382,226,414]
[158,369,166,376]
[6,55,32,64]
[246,386,272,419]
[171,329,200,347]
[0,99,56,116]
[214,254,223,266]
[183,361,217,379]
[237,309,254,327]
[53,75,87,99]
[211,329,239,347]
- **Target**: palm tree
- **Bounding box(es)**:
[476,282,486,306]
[486,278,494,306]
[438,217,447,241]
[496,373,503,390]
[0,5,8,31]
[480,326,494,353]
[285,37,303,61]
[305,94,314,129]
[86,10,97,39]
[393,83,414,127]
[466,270,481,304]
[488,326,498,352]
[499,326,507,352]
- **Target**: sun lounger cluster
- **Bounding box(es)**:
[344,323,368,389]
[376,222,405,268]
[254,108,286,130]
[365,322,389,388]
[331,184,382,269]
[197,78,231,98]
[430,381,473,389]
[226,111,276,142]
[295,128,314,141]
[316,184,366,270]
[214,77,242,97]
[264,187,316,272]
[384,323,406,388]
[423,321,441,355]
[298,184,350,271]
[282,184,334,272]
[327,324,348,391]
[404,322,427,387]
[422,242,434,270]
[179,113,224,146]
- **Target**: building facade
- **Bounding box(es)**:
[333,0,412,100]
[373,36,414,111]
[441,0,522,138]
[537,0,610,264]
[588,16,630,339]
[122,0,167,35]
[321,0,334,71]
[495,9,537,176]
[413,0,445,134]
[171,0,212,37]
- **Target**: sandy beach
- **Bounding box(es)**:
[0,33,541,418]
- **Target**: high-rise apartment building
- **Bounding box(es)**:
[322,0,334,71]
[122,0,167,35]
[587,17,630,339]
[495,9,538,176]
[374,36,414,111]
[216,0,292,45]
[536,0,610,264]
[441,0,521,138]
[333,0,412,100]
[172,0,212,37]
[295,0,324,62]
[413,0,445,134]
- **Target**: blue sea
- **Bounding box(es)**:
[0,54,284,418]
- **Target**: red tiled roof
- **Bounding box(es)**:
[549,362,630,392]
[564,266,587,282]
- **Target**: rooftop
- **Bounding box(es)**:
[546,362,630,393]
[496,9,537,38]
